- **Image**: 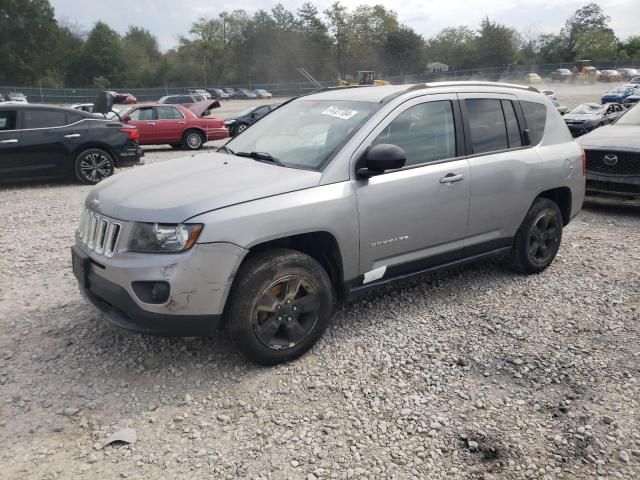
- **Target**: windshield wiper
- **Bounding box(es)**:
[217,144,234,155]
[235,151,285,166]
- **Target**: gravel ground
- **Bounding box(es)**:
[1,90,639,480]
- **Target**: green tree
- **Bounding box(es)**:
[325,2,350,77]
[561,3,613,58]
[620,35,640,58]
[425,26,476,71]
[475,18,519,69]
[384,27,425,75]
[297,3,332,80]
[0,0,59,84]
[538,34,571,63]
[69,22,126,87]
[574,29,619,60]
[122,27,161,87]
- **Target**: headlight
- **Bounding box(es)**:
[128,223,203,253]
[224,119,236,125]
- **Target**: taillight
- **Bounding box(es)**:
[120,127,139,141]
[580,146,586,176]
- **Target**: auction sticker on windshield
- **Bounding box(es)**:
[321,106,358,120]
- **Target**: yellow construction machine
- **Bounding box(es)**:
[337,71,389,87]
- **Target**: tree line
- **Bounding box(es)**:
[1,0,638,88]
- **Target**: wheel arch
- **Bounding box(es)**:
[536,186,572,226]
[238,231,345,299]
[72,143,119,167]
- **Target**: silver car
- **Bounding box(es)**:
[72,82,585,365]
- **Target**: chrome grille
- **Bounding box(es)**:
[77,208,121,258]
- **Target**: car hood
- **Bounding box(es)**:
[576,125,640,150]
[563,113,600,121]
[87,153,322,223]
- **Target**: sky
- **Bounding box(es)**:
[50,0,638,51]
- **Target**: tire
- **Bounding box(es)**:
[508,197,563,274]
[74,148,115,185]
[226,249,333,366]
[182,130,205,150]
[234,123,249,136]
[170,144,182,150]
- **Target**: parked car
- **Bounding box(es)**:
[72,103,96,113]
[618,68,639,80]
[550,68,572,82]
[72,81,584,365]
[0,93,6,102]
[7,92,28,103]
[630,76,640,85]
[223,88,238,98]
[577,103,640,205]
[210,88,230,100]
[158,94,205,105]
[0,104,141,184]
[622,91,640,108]
[187,89,212,99]
[234,88,258,99]
[224,103,281,136]
[599,70,623,82]
[540,89,557,100]
[563,102,625,137]
[119,101,228,150]
[253,89,273,99]
[552,100,569,115]
[524,73,542,84]
[601,87,635,104]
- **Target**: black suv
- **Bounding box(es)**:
[0,104,142,184]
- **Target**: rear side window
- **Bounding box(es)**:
[520,101,547,145]
[502,100,522,148]
[465,99,509,154]
[0,110,17,130]
[66,112,83,125]
[22,109,68,129]
[156,106,183,120]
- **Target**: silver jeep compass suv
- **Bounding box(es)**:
[72,82,585,365]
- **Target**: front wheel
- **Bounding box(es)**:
[234,123,248,136]
[226,249,333,365]
[508,197,563,274]
[74,148,115,185]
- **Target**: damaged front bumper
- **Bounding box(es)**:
[74,242,248,336]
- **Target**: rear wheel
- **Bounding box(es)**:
[508,197,563,274]
[74,148,115,185]
[226,249,333,365]
[182,130,204,150]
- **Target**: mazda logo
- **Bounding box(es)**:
[603,154,618,166]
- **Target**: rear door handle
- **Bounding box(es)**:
[178,121,186,124]
[0,139,18,144]
[64,133,81,139]
[147,122,156,126]
[440,173,465,184]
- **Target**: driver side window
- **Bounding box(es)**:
[372,101,456,167]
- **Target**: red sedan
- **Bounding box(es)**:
[119,101,228,150]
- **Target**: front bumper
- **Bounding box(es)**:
[206,127,229,141]
[73,241,248,336]
[586,171,640,206]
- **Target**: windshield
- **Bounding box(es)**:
[224,99,377,170]
[570,104,604,115]
[616,103,640,125]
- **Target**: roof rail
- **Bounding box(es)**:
[381,80,540,104]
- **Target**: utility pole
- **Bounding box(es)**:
[203,54,207,91]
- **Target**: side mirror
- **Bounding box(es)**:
[122,115,131,123]
[357,144,406,178]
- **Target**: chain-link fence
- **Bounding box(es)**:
[2,60,639,104]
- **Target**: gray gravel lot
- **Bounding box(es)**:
[0,89,639,480]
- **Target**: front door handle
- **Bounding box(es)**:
[64,133,81,139]
[147,122,156,126]
[0,139,18,144]
[440,173,465,184]
[178,121,186,124]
